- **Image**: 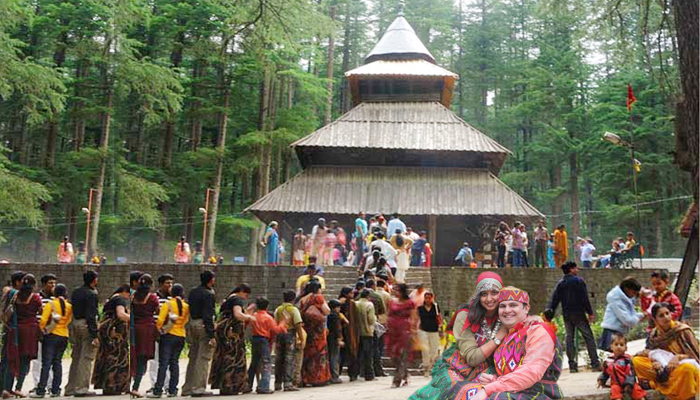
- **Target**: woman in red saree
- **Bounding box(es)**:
[3,274,41,398]
[298,280,331,386]
[385,283,418,388]
[130,275,159,397]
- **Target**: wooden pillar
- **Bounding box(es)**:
[429,215,437,265]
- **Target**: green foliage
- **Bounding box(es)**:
[0,0,689,261]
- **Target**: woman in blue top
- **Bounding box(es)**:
[263,221,280,265]
[599,277,645,351]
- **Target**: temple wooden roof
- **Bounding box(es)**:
[292,102,510,173]
[245,166,543,219]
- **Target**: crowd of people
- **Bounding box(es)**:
[0,270,129,398]
[262,213,435,272]
[126,267,445,397]
[493,220,641,270]
[544,263,698,400]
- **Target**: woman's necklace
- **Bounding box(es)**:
[481,318,502,341]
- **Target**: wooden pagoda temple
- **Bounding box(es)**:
[246,14,543,265]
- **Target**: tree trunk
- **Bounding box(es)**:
[45,120,57,168]
[89,72,113,256]
[569,152,580,240]
[191,61,203,151]
[340,3,352,113]
[73,61,86,151]
[324,5,336,126]
[673,0,699,203]
[457,0,465,118]
[551,163,563,226]
[162,120,174,168]
[206,80,230,258]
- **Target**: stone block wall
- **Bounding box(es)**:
[0,264,661,314]
[0,264,130,301]
[429,267,658,315]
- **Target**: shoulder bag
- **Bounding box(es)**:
[43,300,62,335]
[160,300,179,335]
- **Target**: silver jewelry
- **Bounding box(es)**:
[493,337,501,345]
[480,319,502,341]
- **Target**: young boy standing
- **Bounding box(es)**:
[273,290,303,392]
[249,298,287,394]
[597,333,646,400]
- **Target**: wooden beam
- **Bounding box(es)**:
[429,214,437,263]
[674,220,698,309]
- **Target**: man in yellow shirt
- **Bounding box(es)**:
[295,264,325,295]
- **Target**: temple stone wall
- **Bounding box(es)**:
[429,267,659,315]
[0,264,660,314]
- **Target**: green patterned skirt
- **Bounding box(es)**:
[409,342,493,400]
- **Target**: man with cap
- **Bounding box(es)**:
[64,270,99,397]
[457,287,563,400]
[182,270,216,397]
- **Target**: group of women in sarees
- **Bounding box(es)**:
[410,271,699,400]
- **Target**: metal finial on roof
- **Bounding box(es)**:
[397,0,405,16]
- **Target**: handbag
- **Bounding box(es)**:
[160,300,179,335]
[304,304,325,324]
[43,300,62,335]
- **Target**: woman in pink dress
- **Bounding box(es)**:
[385,283,418,388]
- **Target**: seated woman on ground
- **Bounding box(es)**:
[632,302,699,400]
[457,287,563,400]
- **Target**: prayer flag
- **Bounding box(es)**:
[627,83,636,111]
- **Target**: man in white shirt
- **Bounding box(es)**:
[406,227,420,242]
[579,238,596,269]
[386,213,406,238]
[370,232,398,269]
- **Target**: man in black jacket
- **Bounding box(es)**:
[181,270,216,397]
[546,261,601,373]
[65,270,99,397]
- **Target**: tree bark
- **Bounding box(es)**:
[73,61,86,151]
[324,5,336,126]
[340,3,352,113]
[673,0,699,203]
[89,71,112,256]
[190,61,203,151]
[206,78,230,257]
[569,152,580,240]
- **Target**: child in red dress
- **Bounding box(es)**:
[597,333,646,400]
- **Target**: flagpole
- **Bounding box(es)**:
[628,86,643,269]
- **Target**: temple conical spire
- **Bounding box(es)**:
[365,16,435,64]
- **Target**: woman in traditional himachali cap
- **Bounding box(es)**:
[410,272,507,400]
[454,287,564,400]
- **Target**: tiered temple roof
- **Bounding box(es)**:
[246,14,543,263]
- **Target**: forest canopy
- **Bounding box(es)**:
[0,0,692,262]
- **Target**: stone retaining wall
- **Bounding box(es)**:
[430,267,658,314]
[0,264,660,314]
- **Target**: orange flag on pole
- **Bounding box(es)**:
[627,83,636,111]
